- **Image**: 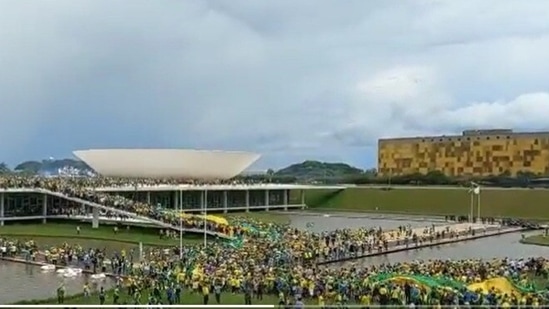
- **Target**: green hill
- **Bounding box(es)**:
[275,160,364,180]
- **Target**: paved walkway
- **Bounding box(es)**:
[317,225,524,265]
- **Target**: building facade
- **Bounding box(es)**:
[378,129,549,177]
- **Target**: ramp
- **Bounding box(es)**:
[38,189,231,240]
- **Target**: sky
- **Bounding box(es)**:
[2,0,549,170]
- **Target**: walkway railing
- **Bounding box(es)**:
[37,189,232,240]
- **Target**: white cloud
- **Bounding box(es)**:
[1,0,549,169]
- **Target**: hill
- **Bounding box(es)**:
[274,160,364,180]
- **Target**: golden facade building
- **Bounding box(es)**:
[378,129,549,177]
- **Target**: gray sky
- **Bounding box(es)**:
[2,0,549,169]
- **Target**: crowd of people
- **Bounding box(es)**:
[2,218,549,307]
[0,175,264,190]
[0,175,252,236]
[1,175,548,306]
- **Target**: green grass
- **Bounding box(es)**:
[21,289,293,306]
[520,233,549,247]
[303,187,549,219]
[0,222,208,246]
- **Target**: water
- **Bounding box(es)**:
[286,212,549,267]
[0,261,113,303]
[288,212,439,232]
[327,230,549,268]
[1,213,547,303]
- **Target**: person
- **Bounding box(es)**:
[214,279,222,304]
[244,280,252,305]
[57,283,65,304]
[99,286,106,305]
[175,283,181,304]
[278,291,286,308]
[83,282,90,298]
[295,297,304,309]
[76,225,80,235]
[113,287,120,304]
[201,282,209,305]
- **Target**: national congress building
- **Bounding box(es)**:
[378,129,549,177]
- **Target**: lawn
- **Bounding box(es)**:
[0,222,208,247]
[303,187,549,219]
[19,289,291,306]
[520,233,549,247]
[0,211,293,253]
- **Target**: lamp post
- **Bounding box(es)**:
[469,187,474,223]
[469,182,481,223]
[474,183,481,221]
[179,189,183,259]
[203,189,208,247]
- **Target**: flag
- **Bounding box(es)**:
[473,186,480,195]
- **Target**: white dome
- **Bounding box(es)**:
[73,149,260,179]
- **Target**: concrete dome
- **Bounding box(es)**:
[73,149,260,179]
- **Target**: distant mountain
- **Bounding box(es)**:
[274,160,364,180]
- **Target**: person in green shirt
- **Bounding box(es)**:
[57,284,65,304]
[113,287,120,304]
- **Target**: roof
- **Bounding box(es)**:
[0,184,346,193]
[73,149,260,179]
[91,184,346,192]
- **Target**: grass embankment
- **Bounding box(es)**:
[0,210,291,248]
[303,187,549,220]
[18,290,290,305]
[0,222,204,251]
[520,233,549,247]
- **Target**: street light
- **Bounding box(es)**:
[203,189,208,247]
[468,182,481,222]
[179,189,183,259]
[474,183,481,221]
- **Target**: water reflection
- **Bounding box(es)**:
[0,261,112,303]
[328,231,549,268]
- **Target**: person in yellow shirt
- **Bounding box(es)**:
[202,283,210,305]
[318,295,325,309]
[360,293,371,309]
[83,283,90,298]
